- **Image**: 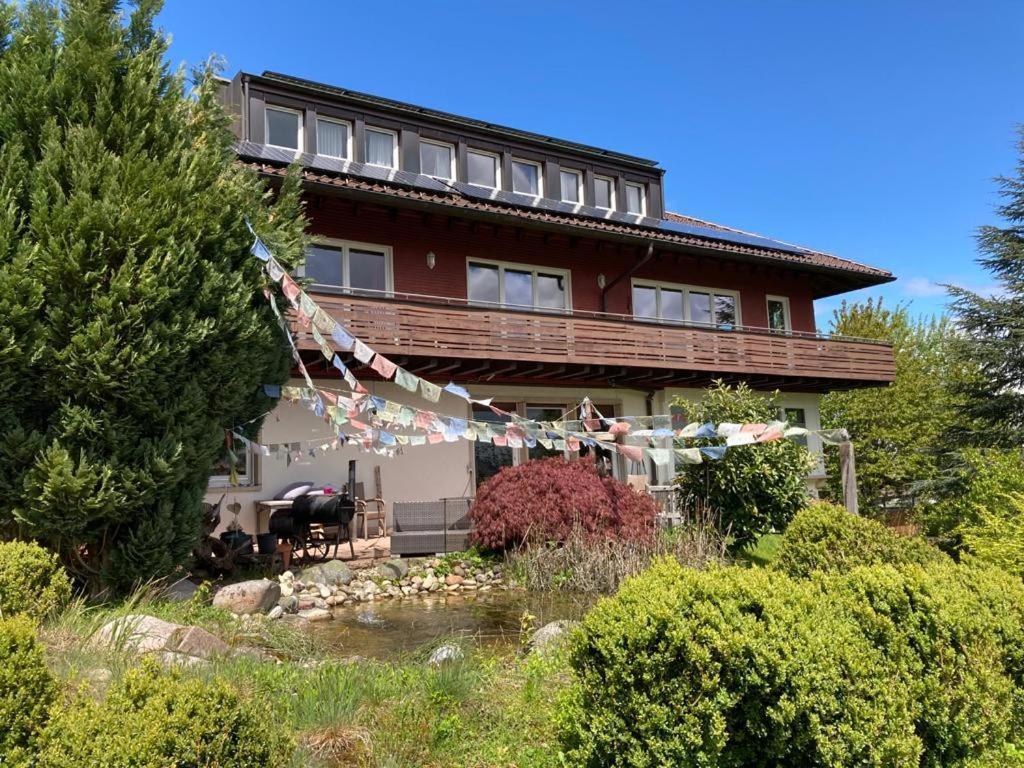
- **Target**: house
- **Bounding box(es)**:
[208,71,895,535]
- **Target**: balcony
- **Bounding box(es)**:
[297,291,895,391]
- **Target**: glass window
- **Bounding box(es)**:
[306,244,344,288]
[316,117,349,158]
[632,285,657,319]
[661,289,685,321]
[625,182,646,214]
[266,106,301,150]
[420,140,453,179]
[594,175,615,209]
[467,150,499,188]
[536,273,566,310]
[468,261,570,311]
[560,169,582,203]
[209,425,256,487]
[349,249,387,293]
[304,241,391,294]
[526,405,569,462]
[689,292,712,325]
[365,127,396,167]
[784,407,808,448]
[634,282,740,327]
[474,403,516,486]
[511,159,541,195]
[767,296,790,332]
[468,262,500,304]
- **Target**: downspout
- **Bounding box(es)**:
[242,75,250,142]
[600,243,654,313]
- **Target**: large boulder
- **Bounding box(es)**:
[170,626,230,659]
[528,620,578,655]
[299,560,353,587]
[163,577,199,603]
[92,614,183,654]
[212,579,281,615]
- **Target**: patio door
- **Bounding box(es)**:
[473,402,517,487]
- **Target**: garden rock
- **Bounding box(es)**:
[299,560,353,586]
[159,651,209,668]
[528,620,578,655]
[444,574,464,586]
[212,579,281,615]
[164,577,199,603]
[170,625,230,659]
[92,614,182,654]
[297,607,332,621]
[428,644,464,666]
[277,594,298,613]
[267,605,284,620]
[377,559,409,580]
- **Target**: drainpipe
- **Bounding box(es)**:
[242,75,250,142]
[600,243,654,313]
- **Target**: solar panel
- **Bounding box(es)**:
[658,218,807,255]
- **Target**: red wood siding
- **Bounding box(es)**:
[307,197,819,333]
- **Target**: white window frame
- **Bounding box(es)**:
[630,278,742,327]
[314,115,352,159]
[302,237,394,296]
[265,105,303,152]
[419,138,456,180]
[466,148,501,189]
[559,168,583,204]
[593,174,616,210]
[510,157,544,197]
[209,441,256,488]
[625,182,647,215]
[766,294,792,333]
[364,126,399,169]
[466,257,572,312]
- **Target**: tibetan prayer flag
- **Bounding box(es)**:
[784,426,810,439]
[320,390,338,405]
[716,422,742,437]
[265,257,285,282]
[695,422,717,439]
[427,432,444,444]
[299,292,317,318]
[674,447,703,464]
[553,439,566,451]
[379,431,397,446]
[410,435,427,446]
[525,435,537,448]
[262,384,281,398]
[343,369,360,391]
[251,237,272,262]
[313,308,336,335]
[395,435,410,445]
[492,435,508,447]
[726,432,756,447]
[281,275,301,303]
[652,428,674,438]
[678,422,699,438]
[395,367,419,393]
[332,354,348,376]
[507,435,523,449]
[464,425,478,441]
[397,406,416,426]
[353,339,374,364]
[539,438,554,450]
[756,428,784,443]
[414,410,435,430]
[819,428,850,445]
[419,379,442,402]
[646,448,673,470]
[370,396,387,411]
[619,445,644,463]
[700,446,728,461]
[443,382,471,399]
[567,437,580,452]
[609,421,631,437]
[370,353,398,379]
[331,325,355,351]
[741,422,768,434]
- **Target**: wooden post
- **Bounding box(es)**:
[839,441,858,516]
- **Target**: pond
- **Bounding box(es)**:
[309,589,596,660]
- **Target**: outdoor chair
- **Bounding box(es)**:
[354,482,387,539]
[391,498,474,556]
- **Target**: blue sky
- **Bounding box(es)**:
[157,1,1023,329]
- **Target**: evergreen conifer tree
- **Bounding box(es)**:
[949,128,1024,445]
[0,0,305,591]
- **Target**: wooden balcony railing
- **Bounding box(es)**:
[299,292,896,385]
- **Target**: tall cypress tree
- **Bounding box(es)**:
[949,128,1024,447]
[0,0,305,591]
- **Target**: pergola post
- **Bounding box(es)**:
[839,440,858,516]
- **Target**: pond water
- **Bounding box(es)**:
[309,589,596,660]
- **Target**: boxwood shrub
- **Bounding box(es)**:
[35,660,293,767]
[561,557,1024,767]
[0,615,56,761]
[772,501,946,578]
[0,539,72,620]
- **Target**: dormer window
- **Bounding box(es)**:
[420,139,455,180]
[559,169,583,204]
[625,182,646,215]
[467,149,500,188]
[265,105,302,151]
[365,127,398,168]
[316,116,350,159]
[511,158,542,196]
[594,175,615,210]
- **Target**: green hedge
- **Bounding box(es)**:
[0,540,72,620]
[0,615,56,761]
[561,557,1024,767]
[35,660,293,767]
[772,502,946,578]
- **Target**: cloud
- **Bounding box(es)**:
[902,277,948,298]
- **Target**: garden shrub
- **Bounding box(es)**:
[772,502,946,578]
[959,491,1024,579]
[561,557,1024,767]
[35,660,293,767]
[0,615,56,761]
[470,458,657,550]
[0,540,72,620]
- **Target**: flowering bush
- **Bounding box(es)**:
[470,458,657,550]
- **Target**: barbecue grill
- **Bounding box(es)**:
[268,492,356,563]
